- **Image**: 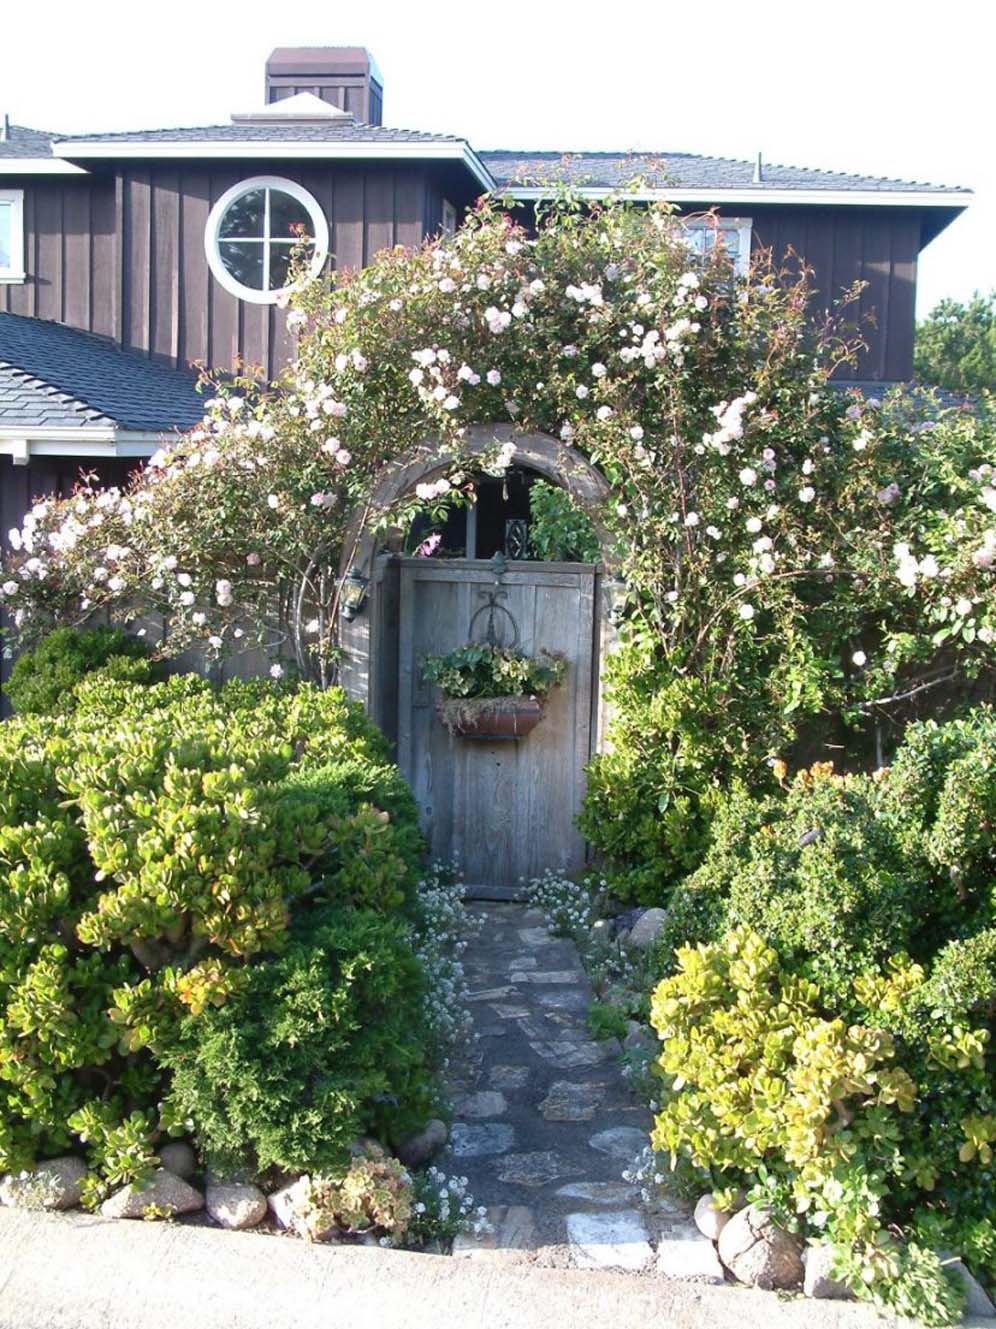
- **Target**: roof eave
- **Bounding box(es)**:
[0,157,89,176]
[0,424,172,462]
[500,184,973,209]
[51,138,496,190]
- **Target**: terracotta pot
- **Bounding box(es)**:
[435,695,544,740]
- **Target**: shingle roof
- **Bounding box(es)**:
[55,122,464,146]
[480,149,966,195]
[0,124,61,159]
[0,314,204,433]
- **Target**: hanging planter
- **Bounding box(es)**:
[422,643,566,741]
[434,694,545,740]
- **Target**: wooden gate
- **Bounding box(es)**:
[396,558,598,891]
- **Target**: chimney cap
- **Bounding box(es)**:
[232,90,353,125]
[265,45,383,87]
[0,114,9,143]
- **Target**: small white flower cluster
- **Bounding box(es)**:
[411,867,482,1060]
[409,1166,490,1244]
[525,868,597,939]
[621,1144,673,1210]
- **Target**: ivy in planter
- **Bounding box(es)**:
[421,643,566,737]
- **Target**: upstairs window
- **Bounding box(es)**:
[683,217,752,278]
[205,177,329,304]
[0,190,25,284]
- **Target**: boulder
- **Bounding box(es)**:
[943,1256,996,1318]
[803,1243,853,1300]
[396,1118,447,1168]
[693,1193,732,1243]
[100,1168,203,1220]
[627,908,668,950]
[0,1156,87,1211]
[205,1179,267,1230]
[158,1141,197,1181]
[717,1205,804,1290]
[267,1178,307,1232]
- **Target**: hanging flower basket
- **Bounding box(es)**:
[434,694,545,740]
[422,643,566,742]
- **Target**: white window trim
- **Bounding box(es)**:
[0,189,26,284]
[682,215,752,277]
[204,176,329,305]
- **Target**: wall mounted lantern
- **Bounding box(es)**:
[340,568,370,621]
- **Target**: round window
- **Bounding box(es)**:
[204,177,329,304]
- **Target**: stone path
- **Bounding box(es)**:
[443,902,722,1278]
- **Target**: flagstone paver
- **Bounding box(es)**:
[442,901,678,1267]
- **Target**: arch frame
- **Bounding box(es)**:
[338,423,621,754]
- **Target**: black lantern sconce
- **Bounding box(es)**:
[340,568,370,621]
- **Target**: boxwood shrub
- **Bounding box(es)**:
[4,625,158,716]
[0,673,430,1203]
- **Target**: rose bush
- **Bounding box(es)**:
[1,195,992,899]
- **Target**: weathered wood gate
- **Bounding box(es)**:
[393,557,599,891]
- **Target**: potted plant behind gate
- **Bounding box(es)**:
[421,643,566,740]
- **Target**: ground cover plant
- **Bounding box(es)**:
[0,665,466,1221]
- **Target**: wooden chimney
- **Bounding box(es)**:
[264,47,383,125]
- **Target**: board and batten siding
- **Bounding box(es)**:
[747,205,920,382]
[1,164,447,378]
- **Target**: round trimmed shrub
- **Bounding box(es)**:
[4,626,156,716]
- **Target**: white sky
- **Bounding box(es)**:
[3,0,989,317]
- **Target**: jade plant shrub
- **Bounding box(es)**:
[159,904,435,1177]
[650,928,994,1326]
[4,625,157,716]
[0,673,426,1202]
[656,708,996,991]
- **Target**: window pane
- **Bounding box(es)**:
[267,243,297,291]
[218,189,266,240]
[0,203,10,269]
[268,190,312,240]
[218,240,265,290]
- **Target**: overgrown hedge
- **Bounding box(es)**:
[0,667,430,1205]
[649,710,996,1324]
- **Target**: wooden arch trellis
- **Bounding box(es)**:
[337,423,621,747]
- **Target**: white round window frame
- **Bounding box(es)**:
[204,176,330,305]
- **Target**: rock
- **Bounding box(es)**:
[718,1205,804,1290]
[267,1178,305,1231]
[158,1141,197,1181]
[555,1182,640,1207]
[539,1080,606,1121]
[454,1091,507,1119]
[452,1205,535,1262]
[489,1065,530,1090]
[449,1122,516,1157]
[611,908,643,937]
[567,1210,653,1272]
[656,1222,725,1283]
[627,908,668,950]
[588,1126,648,1160]
[100,1168,203,1220]
[205,1179,267,1230]
[802,1243,853,1301]
[0,1156,87,1210]
[396,1118,448,1168]
[693,1192,732,1242]
[622,1024,657,1058]
[943,1256,996,1318]
[496,1151,565,1187]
